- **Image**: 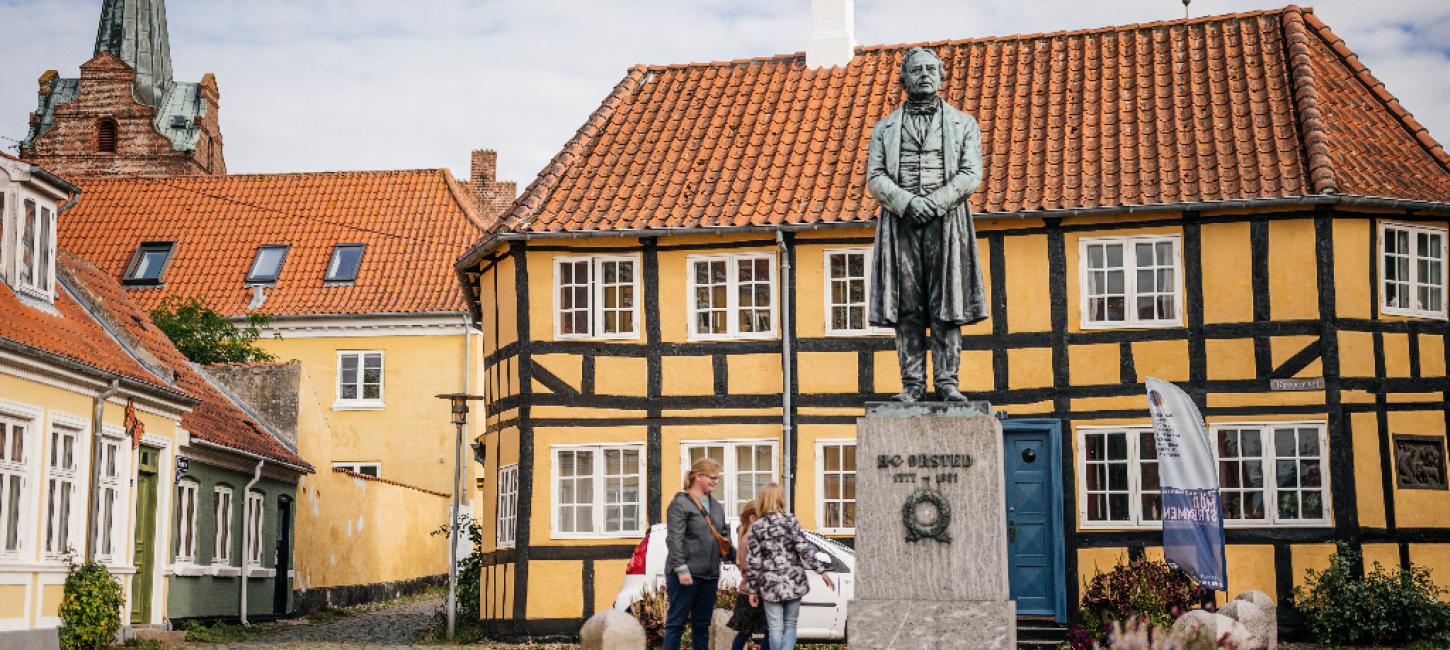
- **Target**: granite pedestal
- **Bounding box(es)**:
[849,402,1015,649]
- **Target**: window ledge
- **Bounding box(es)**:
[244,566,276,579]
[171,563,206,577]
[549,532,645,541]
[332,401,385,411]
[686,333,780,342]
[207,564,241,577]
[1079,321,1183,331]
[1380,307,1448,321]
[555,333,641,342]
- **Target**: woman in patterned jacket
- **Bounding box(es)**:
[745,483,833,650]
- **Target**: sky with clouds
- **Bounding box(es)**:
[2,0,1447,188]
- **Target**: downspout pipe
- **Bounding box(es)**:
[240,459,263,625]
[776,230,794,510]
[85,379,121,563]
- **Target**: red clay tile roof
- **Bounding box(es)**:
[61,170,484,317]
[477,5,1449,242]
[57,252,311,469]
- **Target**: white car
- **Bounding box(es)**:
[612,522,855,641]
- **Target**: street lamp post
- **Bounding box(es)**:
[437,393,483,641]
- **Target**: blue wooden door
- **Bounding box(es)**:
[1003,421,1064,620]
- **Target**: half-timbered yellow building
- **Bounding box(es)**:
[456,7,1450,636]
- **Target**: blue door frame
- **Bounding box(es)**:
[1002,418,1068,623]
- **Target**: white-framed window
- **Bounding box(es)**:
[331,462,380,477]
[497,464,518,548]
[687,253,777,340]
[1077,426,1162,528]
[244,491,264,567]
[1213,422,1331,526]
[554,255,641,339]
[823,249,891,336]
[815,441,857,534]
[335,351,384,409]
[44,422,83,558]
[1079,235,1182,328]
[552,444,644,538]
[212,485,234,565]
[174,480,199,563]
[681,440,778,516]
[1381,222,1447,319]
[94,436,127,563]
[0,410,36,558]
[17,197,56,298]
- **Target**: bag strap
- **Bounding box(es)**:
[689,494,728,545]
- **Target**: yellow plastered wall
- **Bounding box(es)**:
[796,423,857,534]
[1223,545,1277,604]
[1201,222,1254,324]
[1421,335,1446,376]
[1333,219,1372,319]
[1207,338,1257,380]
[1290,544,1338,591]
[40,584,63,618]
[1410,544,1450,602]
[481,564,515,619]
[1004,234,1050,333]
[1268,220,1320,321]
[1069,343,1119,386]
[1361,543,1401,574]
[527,560,585,619]
[0,585,24,619]
[258,332,472,495]
[1338,330,1376,377]
[1351,412,1387,528]
[798,352,864,394]
[293,470,450,591]
[1076,547,1131,595]
[663,356,715,395]
[593,559,630,613]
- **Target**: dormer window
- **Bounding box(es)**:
[325,244,365,283]
[97,119,118,154]
[124,242,175,286]
[245,244,289,285]
[18,198,55,297]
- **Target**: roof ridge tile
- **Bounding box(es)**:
[1281,7,1339,194]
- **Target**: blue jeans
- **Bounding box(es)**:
[763,598,801,650]
[732,629,770,650]
[664,572,717,650]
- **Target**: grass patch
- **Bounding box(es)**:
[120,639,169,650]
[305,606,352,624]
[183,620,253,643]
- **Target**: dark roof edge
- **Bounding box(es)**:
[190,437,313,476]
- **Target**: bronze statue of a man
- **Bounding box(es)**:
[866,47,986,403]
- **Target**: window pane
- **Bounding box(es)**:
[326,245,366,282]
[247,246,288,282]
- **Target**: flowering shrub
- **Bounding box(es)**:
[58,562,124,650]
[1294,542,1450,647]
[1077,560,1208,645]
[629,582,735,647]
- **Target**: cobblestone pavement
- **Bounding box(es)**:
[185,593,576,649]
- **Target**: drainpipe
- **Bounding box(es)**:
[240,459,263,625]
[776,230,794,510]
[85,379,121,563]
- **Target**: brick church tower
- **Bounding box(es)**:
[21,0,225,178]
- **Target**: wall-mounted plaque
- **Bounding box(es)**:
[1394,435,1447,490]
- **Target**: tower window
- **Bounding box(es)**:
[97,119,118,154]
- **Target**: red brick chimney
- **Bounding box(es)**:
[469,149,517,223]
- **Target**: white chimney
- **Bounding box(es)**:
[806,0,855,69]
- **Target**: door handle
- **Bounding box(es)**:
[1007,519,1017,543]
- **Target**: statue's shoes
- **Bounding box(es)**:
[936,387,970,402]
[890,388,925,402]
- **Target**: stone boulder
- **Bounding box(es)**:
[579,608,646,650]
[709,608,734,650]
[1171,610,1251,649]
[1228,590,1277,649]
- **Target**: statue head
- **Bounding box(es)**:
[899,47,944,99]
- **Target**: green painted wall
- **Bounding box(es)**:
[165,455,298,620]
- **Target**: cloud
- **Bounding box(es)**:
[2,0,1447,188]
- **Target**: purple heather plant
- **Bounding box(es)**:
[1077,560,1209,644]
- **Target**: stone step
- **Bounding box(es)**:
[1016,618,1067,646]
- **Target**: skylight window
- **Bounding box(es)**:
[123,242,175,285]
[246,244,289,284]
[326,244,365,283]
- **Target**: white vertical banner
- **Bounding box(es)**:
[1145,377,1226,590]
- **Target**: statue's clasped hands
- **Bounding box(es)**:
[904,195,946,225]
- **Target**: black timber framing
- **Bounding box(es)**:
[474,207,1450,629]
[644,238,664,525]
[510,242,535,622]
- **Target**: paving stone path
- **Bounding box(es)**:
[184,593,561,649]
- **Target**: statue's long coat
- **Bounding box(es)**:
[866,101,988,328]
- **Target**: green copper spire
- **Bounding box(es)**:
[94,0,173,107]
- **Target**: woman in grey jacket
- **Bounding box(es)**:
[664,457,733,650]
[746,483,833,650]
